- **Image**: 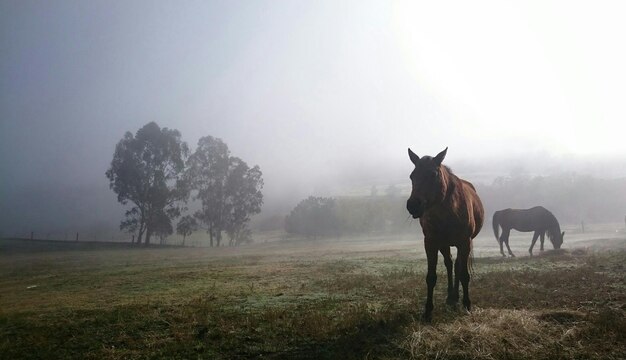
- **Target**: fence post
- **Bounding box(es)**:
[30,231,33,240]
[76,232,79,241]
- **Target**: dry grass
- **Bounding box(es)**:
[407,308,551,359]
[404,307,625,360]
[0,235,625,359]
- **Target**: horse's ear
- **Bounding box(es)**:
[408,148,419,164]
[433,147,448,166]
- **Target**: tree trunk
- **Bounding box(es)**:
[136,213,146,244]
[137,228,144,244]
[145,227,152,245]
[209,228,214,247]
[182,234,186,247]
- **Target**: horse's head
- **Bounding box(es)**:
[406,147,449,219]
[553,231,564,249]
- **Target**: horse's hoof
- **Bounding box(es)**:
[446,297,459,306]
[421,312,433,323]
[510,254,516,258]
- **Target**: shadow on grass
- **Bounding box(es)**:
[267,307,417,359]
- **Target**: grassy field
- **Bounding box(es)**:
[1,226,625,359]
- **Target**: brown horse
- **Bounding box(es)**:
[492,206,564,257]
[406,147,484,322]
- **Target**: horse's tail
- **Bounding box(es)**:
[492,211,501,243]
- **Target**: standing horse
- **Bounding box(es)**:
[406,147,484,322]
[492,206,564,257]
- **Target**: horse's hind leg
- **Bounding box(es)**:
[441,247,457,306]
[422,244,439,322]
[458,244,471,312]
[499,228,510,257]
[502,229,515,257]
[529,231,540,257]
[454,257,461,305]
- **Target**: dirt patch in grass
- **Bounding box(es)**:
[537,310,586,324]
[472,261,624,312]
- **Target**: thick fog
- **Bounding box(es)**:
[2,1,626,238]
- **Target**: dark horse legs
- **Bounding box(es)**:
[423,245,438,322]
[499,228,515,257]
[441,247,458,306]
[423,244,470,322]
[529,230,544,256]
[457,244,471,312]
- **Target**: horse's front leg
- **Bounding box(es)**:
[539,231,545,251]
[440,247,457,306]
[423,243,439,322]
[529,231,540,257]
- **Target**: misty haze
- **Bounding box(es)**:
[1,1,625,359]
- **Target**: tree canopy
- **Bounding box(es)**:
[106,122,189,244]
[186,136,263,246]
[285,196,340,238]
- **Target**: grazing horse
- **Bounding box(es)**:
[492,206,564,257]
[406,147,484,322]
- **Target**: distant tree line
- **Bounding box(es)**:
[283,173,626,238]
[477,172,626,225]
[284,188,410,238]
[106,122,263,246]
[285,197,341,238]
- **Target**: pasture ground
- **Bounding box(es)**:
[1,224,625,359]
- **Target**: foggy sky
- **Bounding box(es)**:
[2,1,626,235]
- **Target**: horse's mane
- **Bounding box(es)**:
[442,164,454,178]
[440,165,464,209]
[545,210,562,243]
[440,164,475,273]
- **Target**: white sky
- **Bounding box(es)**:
[1,0,626,230]
[392,0,626,155]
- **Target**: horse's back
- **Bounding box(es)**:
[521,206,553,220]
[495,206,554,231]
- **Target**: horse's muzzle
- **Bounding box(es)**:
[406,198,424,219]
